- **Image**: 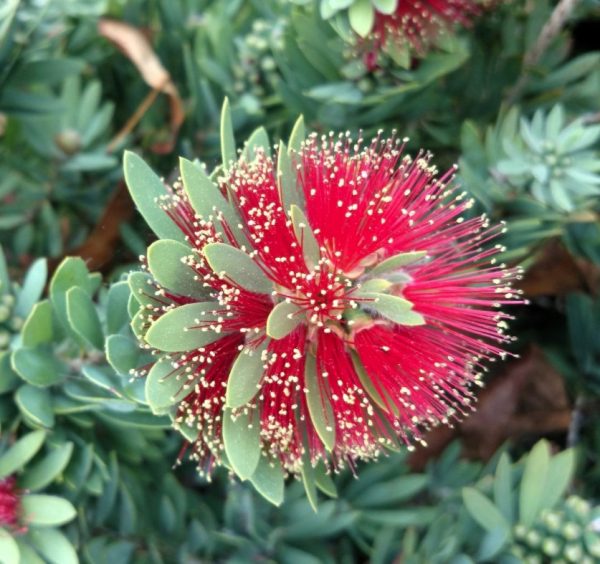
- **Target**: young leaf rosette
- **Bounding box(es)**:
[124,100,520,506]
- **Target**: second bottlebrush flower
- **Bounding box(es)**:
[124,101,521,506]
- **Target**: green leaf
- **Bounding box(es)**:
[20,442,73,491]
[277,142,304,214]
[147,239,207,299]
[519,440,550,526]
[105,334,140,375]
[223,407,261,480]
[300,457,319,513]
[50,256,94,333]
[348,0,375,37]
[21,494,77,526]
[314,460,337,498]
[220,98,236,169]
[145,302,221,352]
[11,348,67,387]
[372,0,398,15]
[357,278,393,294]
[128,271,156,306]
[305,353,335,452]
[0,246,10,295]
[66,286,104,349]
[179,158,246,246]
[359,293,425,326]
[145,357,189,414]
[14,258,47,319]
[243,126,270,161]
[0,430,45,479]
[477,527,510,561]
[493,453,514,523]
[266,301,303,340]
[463,487,510,533]
[226,340,269,409]
[21,300,54,347]
[0,530,19,564]
[539,449,576,513]
[290,205,320,267]
[288,115,306,154]
[15,385,54,428]
[106,281,131,334]
[123,151,184,241]
[203,243,273,294]
[370,251,427,276]
[27,528,77,564]
[249,456,285,506]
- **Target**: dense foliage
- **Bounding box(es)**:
[0,0,599,563]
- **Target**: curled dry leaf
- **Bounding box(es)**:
[98,18,184,152]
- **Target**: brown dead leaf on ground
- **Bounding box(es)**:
[517,238,600,297]
[98,19,184,153]
[408,346,571,470]
[49,181,134,274]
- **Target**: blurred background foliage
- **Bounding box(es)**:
[0,0,599,562]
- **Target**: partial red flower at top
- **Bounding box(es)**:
[341,0,485,67]
[0,477,24,534]
[125,113,521,502]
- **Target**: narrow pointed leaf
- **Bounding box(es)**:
[145,302,221,352]
[370,251,427,275]
[277,141,304,212]
[519,440,550,526]
[179,157,246,245]
[220,98,236,169]
[290,204,320,267]
[203,243,272,294]
[463,487,510,533]
[226,339,269,409]
[243,126,270,160]
[305,354,336,452]
[266,301,303,340]
[123,151,184,241]
[351,351,398,416]
[288,115,305,154]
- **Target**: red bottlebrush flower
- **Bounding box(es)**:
[129,127,521,494]
[356,0,485,66]
[0,477,24,533]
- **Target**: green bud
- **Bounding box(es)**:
[544,511,562,531]
[1,294,15,307]
[542,538,561,557]
[9,316,23,331]
[0,330,10,348]
[0,304,10,323]
[514,524,529,539]
[564,543,583,562]
[563,522,581,540]
[526,529,541,547]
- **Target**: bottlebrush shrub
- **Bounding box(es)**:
[123,100,521,507]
